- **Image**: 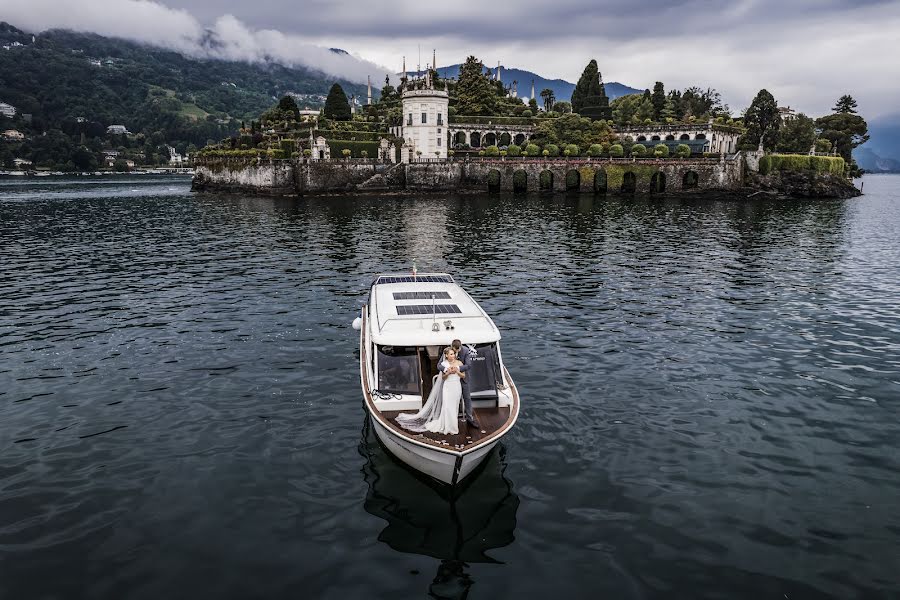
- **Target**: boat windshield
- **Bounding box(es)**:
[377,345,420,395]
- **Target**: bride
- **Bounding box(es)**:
[396,347,464,435]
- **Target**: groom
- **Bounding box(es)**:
[441,339,480,429]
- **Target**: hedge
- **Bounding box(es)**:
[316,129,385,142]
[759,154,845,176]
[326,140,381,158]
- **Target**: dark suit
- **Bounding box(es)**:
[440,346,474,422]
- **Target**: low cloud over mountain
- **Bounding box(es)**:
[2,0,386,83]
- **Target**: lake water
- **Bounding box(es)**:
[1,175,899,599]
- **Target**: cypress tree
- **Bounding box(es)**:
[744,89,781,150]
[455,56,497,116]
[571,59,600,113]
[324,83,351,121]
[651,82,665,121]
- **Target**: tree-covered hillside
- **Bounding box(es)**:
[0,22,367,168]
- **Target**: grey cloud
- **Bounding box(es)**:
[3,0,898,117]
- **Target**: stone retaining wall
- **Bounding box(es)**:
[192,156,745,195]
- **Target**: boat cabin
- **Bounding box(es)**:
[365,274,507,413]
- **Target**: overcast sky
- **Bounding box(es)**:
[4,0,899,119]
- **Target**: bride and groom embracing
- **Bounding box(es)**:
[396,340,481,436]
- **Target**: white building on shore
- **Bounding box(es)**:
[390,65,449,162]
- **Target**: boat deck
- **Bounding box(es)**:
[380,406,511,450]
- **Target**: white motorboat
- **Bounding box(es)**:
[356,273,520,485]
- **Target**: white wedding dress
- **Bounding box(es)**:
[396,361,462,435]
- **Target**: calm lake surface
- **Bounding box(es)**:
[2,174,899,599]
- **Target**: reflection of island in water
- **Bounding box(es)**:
[359,420,519,599]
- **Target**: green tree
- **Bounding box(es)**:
[277,95,300,119]
[528,97,539,112]
[611,93,654,125]
[572,59,611,120]
[545,144,560,157]
[816,106,868,172]
[571,60,598,113]
[564,144,579,157]
[554,101,572,114]
[455,56,498,116]
[777,114,817,154]
[654,143,669,157]
[380,76,398,104]
[540,88,555,113]
[675,144,691,158]
[743,89,781,150]
[71,145,98,170]
[524,143,540,156]
[651,82,666,121]
[324,83,352,121]
[631,143,647,157]
[608,144,624,158]
[507,144,522,157]
[833,94,858,114]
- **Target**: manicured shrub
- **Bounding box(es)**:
[587,144,603,157]
[484,145,500,156]
[631,143,647,157]
[341,148,351,158]
[564,144,580,157]
[522,110,533,117]
[654,144,669,158]
[545,144,561,157]
[507,144,522,157]
[675,144,691,158]
[609,144,624,158]
[525,143,541,156]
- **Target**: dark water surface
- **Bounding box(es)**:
[2,174,899,599]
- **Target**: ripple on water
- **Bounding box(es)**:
[1,176,900,599]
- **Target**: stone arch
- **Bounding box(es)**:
[695,133,706,140]
[514,133,526,145]
[637,135,647,142]
[454,131,467,145]
[651,135,661,141]
[470,132,481,147]
[513,170,528,193]
[650,172,666,193]
[665,134,676,141]
[680,133,690,140]
[539,170,554,191]
[499,132,512,146]
[484,132,497,147]
[488,169,501,192]
[594,169,607,194]
[683,170,699,190]
[565,169,580,191]
[621,171,637,194]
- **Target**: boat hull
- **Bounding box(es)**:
[370,416,499,485]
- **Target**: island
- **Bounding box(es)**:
[191,56,864,199]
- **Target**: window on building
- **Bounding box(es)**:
[422,112,427,124]
[407,114,412,125]
[437,137,441,146]
[437,128,441,135]
[437,114,443,125]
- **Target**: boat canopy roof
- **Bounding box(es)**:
[369,273,501,346]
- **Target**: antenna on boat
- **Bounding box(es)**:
[431,293,439,332]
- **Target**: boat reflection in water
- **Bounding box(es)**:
[359,420,519,599]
